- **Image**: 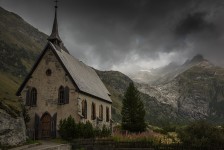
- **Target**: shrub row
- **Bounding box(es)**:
[58,116,111,140]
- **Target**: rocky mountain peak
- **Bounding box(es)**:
[191,54,206,63]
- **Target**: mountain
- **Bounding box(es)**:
[129,54,211,85]
[137,55,224,123]
[0,6,48,103]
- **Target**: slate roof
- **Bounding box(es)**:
[51,43,112,103]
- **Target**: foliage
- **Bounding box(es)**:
[58,115,77,140]
[121,82,146,133]
[112,131,158,143]
[58,116,111,140]
[177,120,224,145]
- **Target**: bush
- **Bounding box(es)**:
[58,116,111,140]
[58,115,77,140]
[177,120,224,145]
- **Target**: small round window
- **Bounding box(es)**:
[46,69,52,76]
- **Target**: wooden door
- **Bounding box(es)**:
[41,113,51,138]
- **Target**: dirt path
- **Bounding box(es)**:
[10,140,66,150]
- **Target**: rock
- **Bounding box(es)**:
[0,109,26,146]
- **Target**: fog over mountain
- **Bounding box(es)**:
[1,0,224,74]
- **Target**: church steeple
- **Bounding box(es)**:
[48,0,62,46]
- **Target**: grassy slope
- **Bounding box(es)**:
[0,6,48,113]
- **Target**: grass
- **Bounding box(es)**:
[112,127,180,145]
[0,71,22,112]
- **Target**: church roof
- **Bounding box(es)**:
[16,42,112,103]
[51,43,112,103]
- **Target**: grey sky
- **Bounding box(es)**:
[0,0,224,74]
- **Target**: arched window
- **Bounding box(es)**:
[82,100,87,119]
[26,87,37,106]
[58,86,70,104]
[31,88,37,106]
[99,105,103,120]
[58,86,64,104]
[91,102,96,120]
[106,107,110,122]
[64,86,69,104]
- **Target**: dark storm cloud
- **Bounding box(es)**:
[175,12,214,37]
[0,0,224,72]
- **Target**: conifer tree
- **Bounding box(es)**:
[121,82,146,132]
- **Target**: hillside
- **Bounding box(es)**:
[0,7,48,103]
[137,56,224,123]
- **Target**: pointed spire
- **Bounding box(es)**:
[48,0,62,46]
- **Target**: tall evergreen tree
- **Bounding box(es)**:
[121,82,146,132]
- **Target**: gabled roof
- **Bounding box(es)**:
[16,42,112,103]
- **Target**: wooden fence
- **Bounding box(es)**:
[71,139,224,150]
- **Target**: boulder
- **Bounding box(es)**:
[0,109,26,146]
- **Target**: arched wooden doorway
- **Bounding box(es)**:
[41,113,52,138]
[34,112,57,139]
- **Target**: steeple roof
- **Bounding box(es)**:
[47,2,62,45]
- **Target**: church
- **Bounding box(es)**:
[16,3,112,139]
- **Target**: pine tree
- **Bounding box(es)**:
[121,82,146,132]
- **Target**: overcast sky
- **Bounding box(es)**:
[0,0,224,74]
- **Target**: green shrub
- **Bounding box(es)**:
[83,121,94,138]
[58,116,111,140]
[58,115,77,140]
[177,120,224,145]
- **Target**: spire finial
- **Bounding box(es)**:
[48,0,62,46]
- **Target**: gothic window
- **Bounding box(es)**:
[58,86,65,104]
[91,102,96,120]
[26,87,37,106]
[99,105,103,120]
[31,88,37,106]
[82,100,87,119]
[58,86,69,104]
[106,107,110,122]
[64,86,69,104]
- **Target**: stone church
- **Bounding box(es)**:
[16,3,112,139]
